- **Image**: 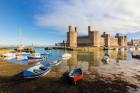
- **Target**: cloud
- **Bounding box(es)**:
[36,0,140,35]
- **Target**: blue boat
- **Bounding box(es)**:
[132,55,140,59]
[23,64,51,78]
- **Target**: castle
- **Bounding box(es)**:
[67,26,127,48]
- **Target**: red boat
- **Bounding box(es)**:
[68,68,83,84]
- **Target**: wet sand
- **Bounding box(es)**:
[0,59,140,93]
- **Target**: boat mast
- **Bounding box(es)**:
[18,29,24,51]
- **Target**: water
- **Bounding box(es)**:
[1,48,140,93]
[5,48,139,71]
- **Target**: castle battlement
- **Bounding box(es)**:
[67,26,128,48]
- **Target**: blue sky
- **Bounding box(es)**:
[0,0,66,46]
[0,0,140,46]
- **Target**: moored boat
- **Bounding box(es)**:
[49,59,62,66]
[120,47,125,51]
[68,68,83,84]
[104,47,113,50]
[28,53,43,60]
[45,47,52,50]
[102,54,110,64]
[62,53,72,60]
[23,64,51,78]
[3,52,16,57]
[132,54,140,59]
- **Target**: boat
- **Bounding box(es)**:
[102,54,110,64]
[23,64,51,78]
[41,52,52,56]
[129,47,135,51]
[114,47,119,51]
[62,53,72,60]
[28,53,43,60]
[104,47,113,50]
[119,47,125,51]
[15,52,30,60]
[3,53,16,57]
[45,47,52,50]
[49,59,62,66]
[132,54,140,59]
[68,68,83,84]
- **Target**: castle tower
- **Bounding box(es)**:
[118,36,128,46]
[88,26,100,47]
[104,34,110,47]
[88,26,91,32]
[124,36,128,46]
[89,31,100,47]
[118,36,124,46]
[92,31,100,47]
[67,26,77,48]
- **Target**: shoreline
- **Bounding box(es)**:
[0,59,140,93]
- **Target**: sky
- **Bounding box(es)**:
[0,0,140,46]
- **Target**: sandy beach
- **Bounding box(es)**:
[0,58,140,93]
[0,49,14,55]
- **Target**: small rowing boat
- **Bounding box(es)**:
[62,53,72,60]
[49,59,62,66]
[68,68,83,84]
[132,54,140,59]
[23,64,51,78]
[102,54,110,64]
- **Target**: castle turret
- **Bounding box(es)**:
[69,25,72,32]
[124,36,128,46]
[88,26,100,47]
[75,26,78,32]
[104,34,110,47]
[88,26,91,32]
[92,31,100,47]
[67,26,77,48]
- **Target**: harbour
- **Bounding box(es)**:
[1,0,140,93]
[0,48,140,93]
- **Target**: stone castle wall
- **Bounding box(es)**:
[77,36,91,46]
[67,26,128,48]
[110,37,119,47]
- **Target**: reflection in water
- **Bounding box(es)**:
[4,48,133,74]
[57,49,132,73]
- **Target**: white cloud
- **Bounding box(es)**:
[36,0,140,35]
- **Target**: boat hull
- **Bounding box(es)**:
[132,55,140,59]
[24,64,51,78]
[28,56,42,60]
[68,68,83,84]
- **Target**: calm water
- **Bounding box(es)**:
[5,48,140,73]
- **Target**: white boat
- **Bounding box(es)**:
[102,54,110,64]
[129,47,135,51]
[49,59,62,66]
[3,53,16,57]
[115,47,119,51]
[137,47,140,51]
[120,47,125,51]
[62,53,72,60]
[23,64,51,78]
[28,53,42,59]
